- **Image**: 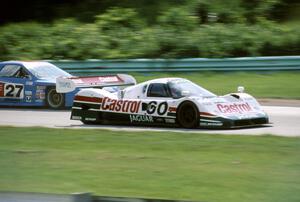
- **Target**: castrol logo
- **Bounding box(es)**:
[101,97,141,113]
[217,103,252,114]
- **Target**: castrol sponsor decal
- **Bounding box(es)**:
[102,97,141,113]
[217,103,252,114]
[75,96,141,113]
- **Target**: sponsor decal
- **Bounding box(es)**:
[217,103,252,114]
[72,116,82,120]
[85,117,96,121]
[75,96,141,113]
[25,91,32,95]
[58,81,71,88]
[200,122,223,126]
[36,89,45,99]
[0,82,4,97]
[130,114,153,123]
[156,118,164,122]
[25,95,32,102]
[98,76,120,83]
[165,118,176,123]
[0,82,24,99]
[102,97,141,113]
[36,86,46,90]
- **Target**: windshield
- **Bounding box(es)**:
[28,63,71,79]
[0,65,21,77]
[168,79,216,98]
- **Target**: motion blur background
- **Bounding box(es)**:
[0,0,299,60]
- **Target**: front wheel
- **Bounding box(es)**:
[177,101,199,128]
[46,87,65,109]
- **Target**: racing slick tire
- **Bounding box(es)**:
[46,87,65,109]
[177,101,199,128]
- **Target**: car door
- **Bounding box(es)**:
[0,64,34,105]
[142,83,172,117]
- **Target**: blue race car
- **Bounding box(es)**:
[0,61,76,109]
[0,61,136,109]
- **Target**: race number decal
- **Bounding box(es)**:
[0,82,24,99]
[146,101,168,115]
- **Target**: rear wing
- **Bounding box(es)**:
[56,74,136,93]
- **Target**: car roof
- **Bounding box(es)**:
[140,77,184,85]
[123,77,186,93]
[0,61,52,69]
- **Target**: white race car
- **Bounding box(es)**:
[67,76,269,128]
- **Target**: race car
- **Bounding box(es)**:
[69,77,269,128]
[0,61,136,109]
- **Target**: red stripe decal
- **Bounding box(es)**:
[74,95,103,103]
[0,83,4,97]
[200,112,216,116]
[168,107,177,112]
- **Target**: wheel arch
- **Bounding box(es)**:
[176,100,200,114]
[176,100,200,128]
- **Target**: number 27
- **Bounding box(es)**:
[5,84,23,97]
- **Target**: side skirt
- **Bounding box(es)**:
[71,108,178,127]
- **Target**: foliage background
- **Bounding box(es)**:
[0,0,299,60]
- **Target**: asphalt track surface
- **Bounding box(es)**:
[0,105,300,137]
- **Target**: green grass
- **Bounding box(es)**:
[132,71,300,99]
[1,127,300,202]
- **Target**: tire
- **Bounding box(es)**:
[46,87,65,109]
[177,101,199,128]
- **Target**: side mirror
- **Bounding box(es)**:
[118,90,125,99]
[237,86,245,93]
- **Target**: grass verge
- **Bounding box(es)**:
[0,126,300,202]
[132,71,300,99]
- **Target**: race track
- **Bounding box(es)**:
[0,106,300,137]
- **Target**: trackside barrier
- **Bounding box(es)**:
[49,56,300,75]
[0,192,200,202]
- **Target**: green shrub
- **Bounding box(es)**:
[0,4,299,60]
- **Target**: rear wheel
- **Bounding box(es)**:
[177,101,199,128]
[46,87,65,109]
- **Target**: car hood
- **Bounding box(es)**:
[193,94,267,119]
[35,79,56,85]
